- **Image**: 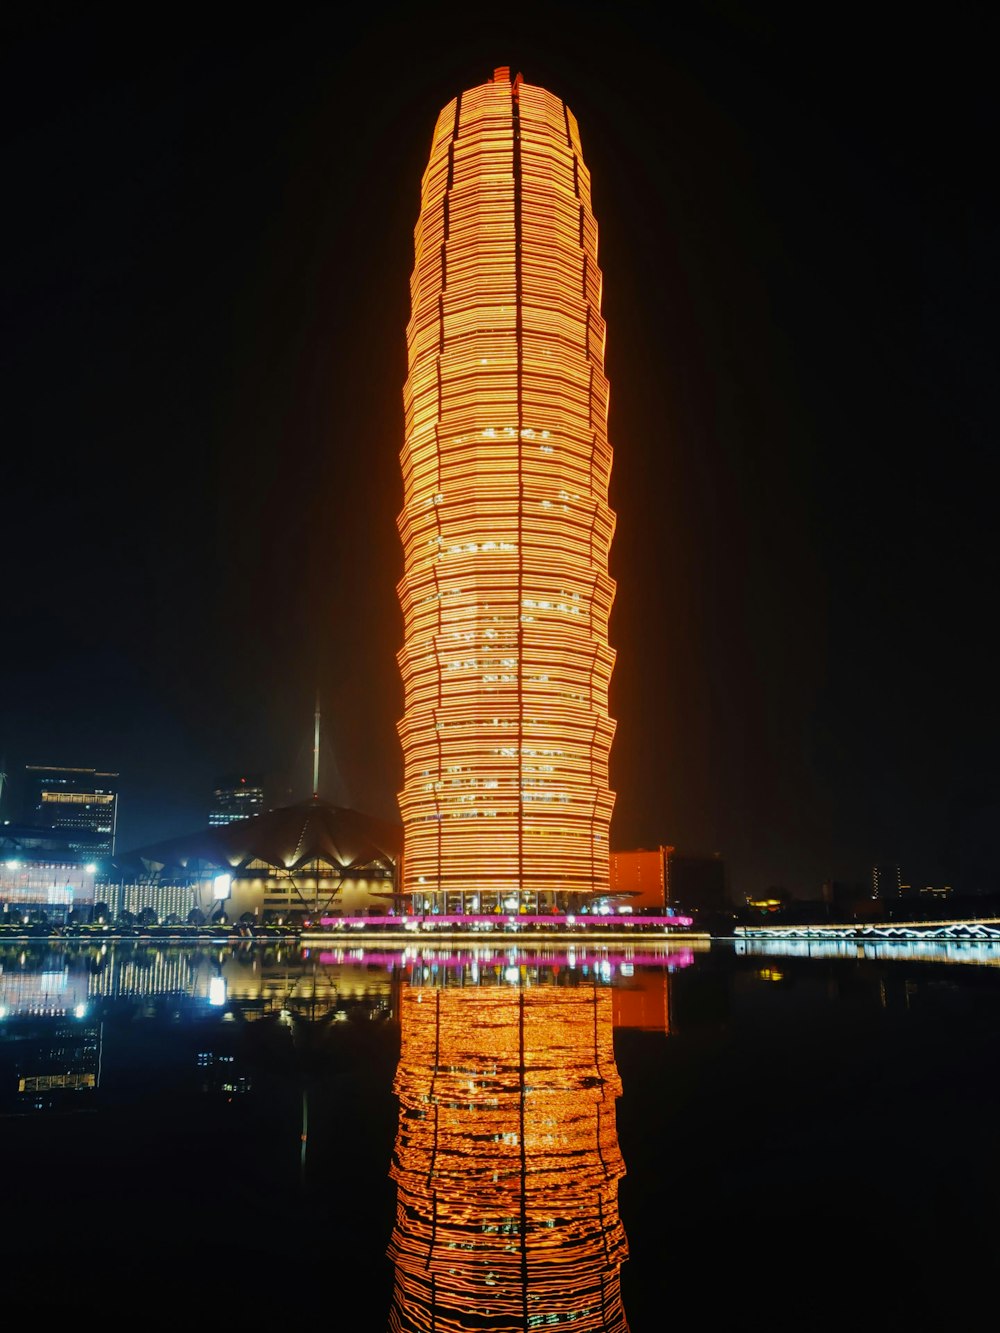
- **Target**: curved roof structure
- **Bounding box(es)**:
[116,799,402,878]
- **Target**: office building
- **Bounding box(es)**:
[209,774,265,827]
[22,764,119,857]
[872,863,902,902]
[609,847,671,911]
[397,69,616,912]
[608,846,729,919]
[669,851,729,915]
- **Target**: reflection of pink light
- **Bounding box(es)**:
[316,948,696,970]
[317,912,694,929]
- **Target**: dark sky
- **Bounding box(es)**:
[2,3,996,898]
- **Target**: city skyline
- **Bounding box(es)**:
[1,7,994,899]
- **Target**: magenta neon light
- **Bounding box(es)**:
[316,912,694,930]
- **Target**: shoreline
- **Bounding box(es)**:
[3,916,998,945]
[0,926,711,945]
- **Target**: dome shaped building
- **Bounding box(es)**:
[110,799,402,924]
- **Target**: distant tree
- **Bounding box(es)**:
[137,907,158,927]
[186,908,206,926]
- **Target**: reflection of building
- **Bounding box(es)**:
[0,961,101,1113]
[666,960,731,1036]
[396,68,616,913]
[209,775,265,827]
[387,982,629,1330]
[113,799,401,923]
[0,1014,102,1113]
[612,968,669,1033]
[22,764,119,856]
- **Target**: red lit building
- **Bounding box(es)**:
[608,847,671,911]
[609,846,729,918]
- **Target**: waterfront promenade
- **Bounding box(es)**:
[5,913,998,946]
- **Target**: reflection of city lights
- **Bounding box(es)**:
[208,977,226,1006]
[503,966,520,984]
[388,983,629,1329]
[73,1003,87,1019]
[0,1006,8,1020]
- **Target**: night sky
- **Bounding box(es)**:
[2,4,995,898]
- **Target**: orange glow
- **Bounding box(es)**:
[397,68,616,909]
[612,969,670,1033]
[387,981,629,1329]
[608,848,673,911]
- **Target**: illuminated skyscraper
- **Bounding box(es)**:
[22,764,119,857]
[208,774,265,827]
[397,68,616,911]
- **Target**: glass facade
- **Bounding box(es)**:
[23,765,119,857]
[209,775,265,827]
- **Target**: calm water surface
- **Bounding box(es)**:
[2,938,997,1328]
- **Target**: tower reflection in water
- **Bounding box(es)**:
[388,967,630,1330]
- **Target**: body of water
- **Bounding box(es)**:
[2,937,997,1328]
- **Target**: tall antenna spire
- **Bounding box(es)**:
[312,690,321,800]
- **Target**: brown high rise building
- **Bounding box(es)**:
[397,69,616,912]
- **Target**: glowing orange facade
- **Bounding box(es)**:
[387,981,629,1329]
[397,68,616,909]
[608,847,673,911]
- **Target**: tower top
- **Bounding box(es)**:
[490,66,523,92]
